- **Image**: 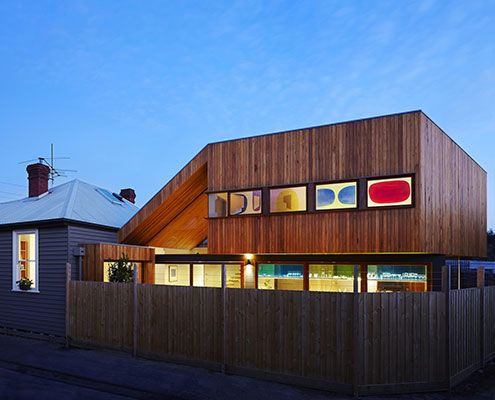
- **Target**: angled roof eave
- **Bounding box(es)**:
[118,145,209,244]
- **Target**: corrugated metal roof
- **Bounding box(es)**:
[0,180,138,228]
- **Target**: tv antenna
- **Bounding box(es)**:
[18,144,77,186]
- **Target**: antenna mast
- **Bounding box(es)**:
[18,144,76,186]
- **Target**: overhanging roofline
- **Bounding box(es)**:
[0,218,120,232]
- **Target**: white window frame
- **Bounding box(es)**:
[12,229,39,293]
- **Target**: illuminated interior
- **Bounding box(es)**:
[16,232,37,289]
[316,182,357,210]
[155,264,190,286]
[152,263,242,288]
[367,176,413,207]
[258,264,304,291]
[230,190,262,216]
[309,264,359,292]
[208,193,228,217]
[367,265,427,292]
[269,186,306,213]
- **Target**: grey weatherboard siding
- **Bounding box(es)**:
[68,225,117,280]
[0,223,117,337]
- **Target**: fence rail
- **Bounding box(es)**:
[67,272,495,396]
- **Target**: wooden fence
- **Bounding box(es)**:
[67,277,495,395]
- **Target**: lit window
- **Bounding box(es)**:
[258,264,304,291]
[309,264,359,292]
[230,190,262,216]
[269,186,306,213]
[13,231,38,291]
[191,264,242,288]
[316,182,357,210]
[367,265,427,292]
[208,193,228,217]
[367,176,413,207]
[193,264,221,287]
[154,264,190,286]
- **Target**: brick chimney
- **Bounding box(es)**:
[120,188,136,204]
[27,163,50,197]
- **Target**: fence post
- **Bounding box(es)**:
[353,264,360,398]
[65,262,72,348]
[442,266,451,392]
[133,263,139,357]
[477,267,485,369]
[222,263,227,374]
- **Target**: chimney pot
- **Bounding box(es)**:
[120,188,136,204]
[27,163,50,197]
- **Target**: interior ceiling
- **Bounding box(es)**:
[123,164,208,249]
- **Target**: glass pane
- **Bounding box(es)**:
[18,233,35,261]
[309,264,358,292]
[316,182,357,210]
[208,193,228,217]
[155,264,190,286]
[269,186,306,213]
[230,190,262,216]
[193,264,222,288]
[17,261,36,287]
[226,264,241,288]
[103,261,138,283]
[367,176,413,207]
[367,265,427,292]
[258,264,304,291]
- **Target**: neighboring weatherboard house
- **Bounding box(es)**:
[0,162,137,337]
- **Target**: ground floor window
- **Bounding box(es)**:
[367,264,427,292]
[155,264,190,286]
[103,261,140,283]
[309,264,359,292]
[258,264,304,291]
[193,264,242,288]
[225,265,242,288]
[13,230,38,291]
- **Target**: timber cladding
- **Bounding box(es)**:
[83,243,155,282]
[119,111,486,257]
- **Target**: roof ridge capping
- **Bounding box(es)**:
[61,179,80,219]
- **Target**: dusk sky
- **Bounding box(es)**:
[0,1,494,229]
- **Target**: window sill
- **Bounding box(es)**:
[11,289,40,293]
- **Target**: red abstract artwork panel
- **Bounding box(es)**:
[367,177,413,207]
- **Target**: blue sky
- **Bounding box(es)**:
[0,0,494,229]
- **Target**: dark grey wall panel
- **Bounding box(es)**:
[0,224,117,337]
[0,226,68,336]
[68,225,117,280]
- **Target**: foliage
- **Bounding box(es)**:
[16,277,33,290]
[488,229,495,261]
[108,253,134,283]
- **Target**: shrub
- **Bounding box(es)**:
[108,253,134,283]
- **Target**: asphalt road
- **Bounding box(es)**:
[0,365,130,400]
[0,334,494,400]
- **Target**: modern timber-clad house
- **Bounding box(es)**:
[106,110,486,292]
